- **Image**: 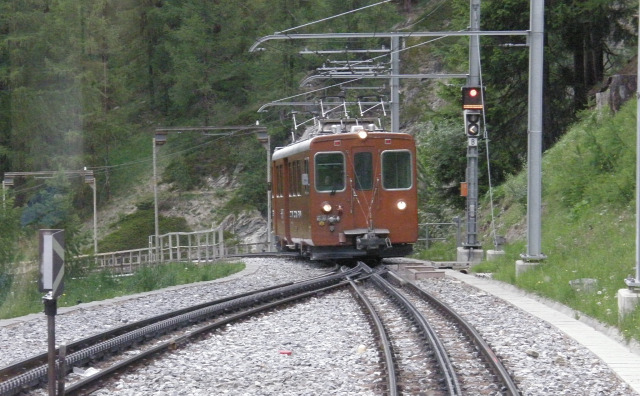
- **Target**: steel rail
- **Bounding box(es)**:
[345,273,398,396]
[0,280,300,383]
[386,271,521,395]
[64,281,355,395]
[361,263,462,396]
[0,268,359,396]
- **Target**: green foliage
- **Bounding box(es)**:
[544,104,636,212]
[0,261,245,319]
[0,271,42,320]
[431,0,635,187]
[161,133,268,215]
[490,171,527,209]
[17,176,89,258]
[0,197,22,306]
[0,198,22,271]
[3,0,633,233]
[474,102,639,339]
[99,207,190,252]
[413,239,457,262]
[163,156,202,191]
[415,119,470,216]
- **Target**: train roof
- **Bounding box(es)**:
[272,128,414,161]
[299,117,381,140]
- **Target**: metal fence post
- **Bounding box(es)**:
[425,225,430,249]
[453,216,461,247]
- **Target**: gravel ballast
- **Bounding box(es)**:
[1,258,637,395]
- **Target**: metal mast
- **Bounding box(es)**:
[465,0,481,249]
[522,0,546,261]
[390,36,400,132]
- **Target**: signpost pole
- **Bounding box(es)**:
[44,294,57,396]
[39,229,65,396]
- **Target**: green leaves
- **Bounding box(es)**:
[544,101,636,211]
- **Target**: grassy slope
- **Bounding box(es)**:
[473,99,640,341]
[0,262,245,319]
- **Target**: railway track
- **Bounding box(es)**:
[0,280,300,383]
[0,267,355,396]
[349,271,448,394]
[1,260,519,395]
[349,262,520,395]
[384,269,520,395]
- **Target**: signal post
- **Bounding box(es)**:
[456,0,484,265]
[458,87,484,264]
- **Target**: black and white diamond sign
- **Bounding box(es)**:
[39,229,65,299]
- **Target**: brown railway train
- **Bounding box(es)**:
[271,118,418,260]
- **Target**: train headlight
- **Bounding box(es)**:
[357,130,368,140]
[396,200,407,211]
[321,202,332,213]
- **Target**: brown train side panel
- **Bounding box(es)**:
[272,152,311,249]
[271,158,290,247]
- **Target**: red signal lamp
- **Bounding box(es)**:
[462,86,484,110]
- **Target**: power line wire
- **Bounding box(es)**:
[277,0,392,34]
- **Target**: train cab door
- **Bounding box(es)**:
[281,158,292,245]
[273,160,292,248]
[349,147,377,230]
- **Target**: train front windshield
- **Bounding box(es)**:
[315,150,412,192]
[382,150,412,190]
[354,152,373,190]
[315,152,345,192]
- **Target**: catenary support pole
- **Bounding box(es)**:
[153,137,160,263]
[92,179,97,255]
[523,0,546,261]
[628,0,640,288]
[391,36,400,132]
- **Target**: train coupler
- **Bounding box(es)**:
[356,232,389,251]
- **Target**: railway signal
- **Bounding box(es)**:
[461,86,484,110]
[464,110,481,138]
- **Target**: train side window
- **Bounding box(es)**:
[382,150,412,190]
[354,152,373,190]
[294,160,301,196]
[288,162,295,197]
[277,165,284,197]
[272,164,277,198]
[315,152,345,192]
[303,158,310,195]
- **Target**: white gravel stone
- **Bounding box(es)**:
[416,276,637,396]
[1,258,638,395]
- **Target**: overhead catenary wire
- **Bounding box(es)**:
[87,5,399,182]
[262,32,464,113]
[398,0,448,31]
[474,35,500,250]
[260,1,467,106]
[276,0,393,35]
[86,130,259,177]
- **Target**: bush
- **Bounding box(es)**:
[100,208,190,252]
